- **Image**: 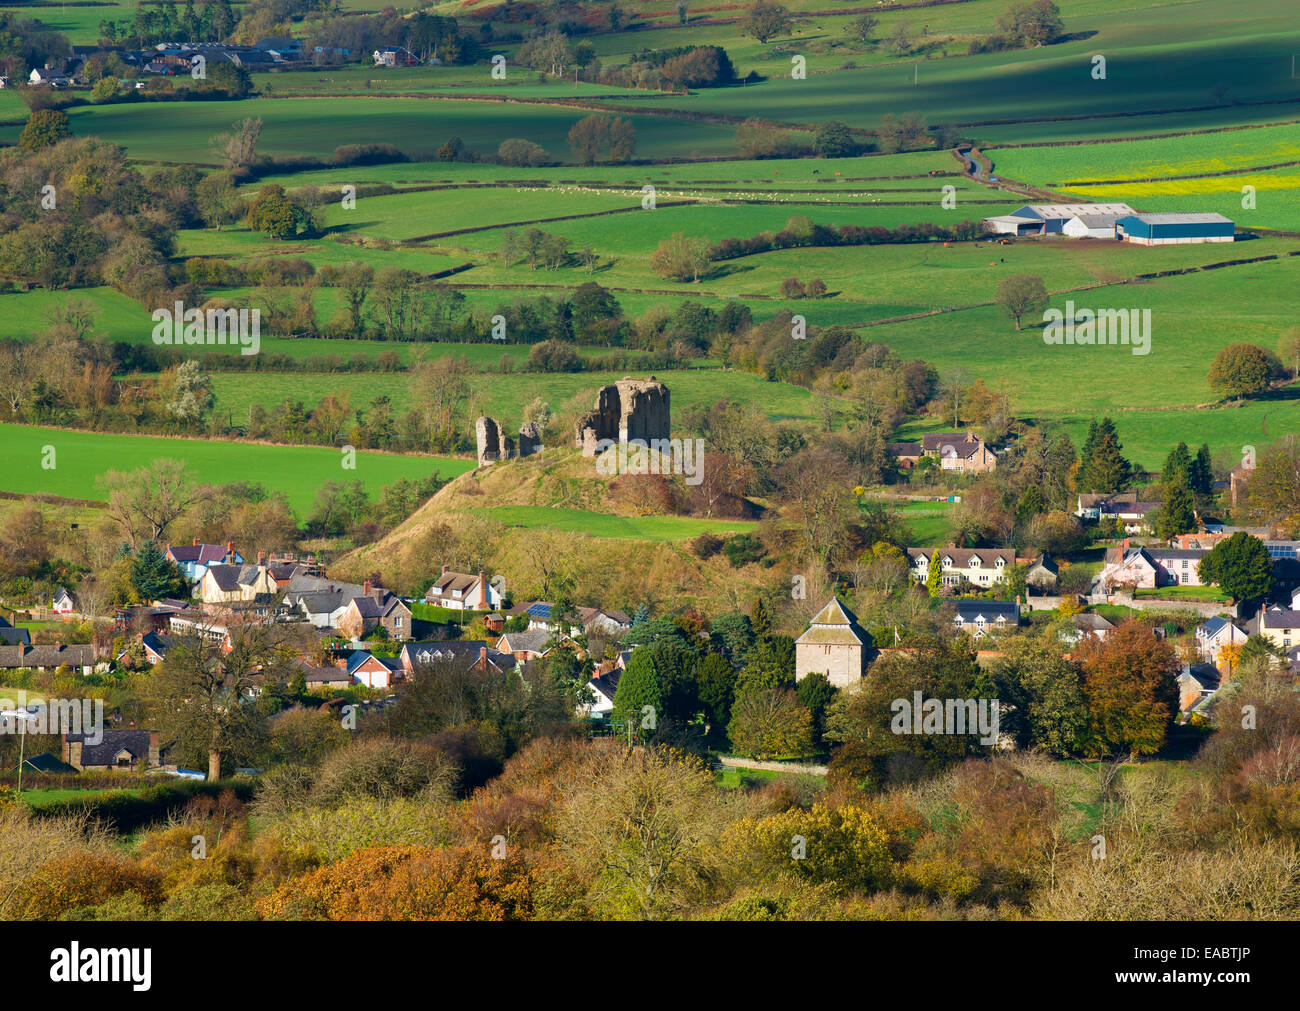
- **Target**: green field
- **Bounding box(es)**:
[0,96,741,164]
[209,366,829,433]
[0,424,474,516]
[470,505,757,541]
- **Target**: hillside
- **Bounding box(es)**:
[336,445,769,611]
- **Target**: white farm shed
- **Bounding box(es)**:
[1062,213,1122,239]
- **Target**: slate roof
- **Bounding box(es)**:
[401,640,511,671]
[591,669,621,701]
[0,626,30,645]
[0,644,96,668]
[168,544,230,564]
[1181,662,1221,693]
[920,433,985,459]
[1261,608,1300,627]
[909,547,1015,567]
[65,729,154,767]
[796,598,867,647]
[142,631,174,660]
[951,600,1020,623]
[497,630,552,655]
[1072,613,1115,632]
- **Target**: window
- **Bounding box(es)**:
[394,616,402,627]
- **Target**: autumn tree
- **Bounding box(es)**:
[1076,622,1180,760]
[18,108,70,152]
[209,116,263,172]
[651,232,711,283]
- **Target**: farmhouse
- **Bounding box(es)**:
[891,431,996,473]
[794,598,870,688]
[983,203,1136,236]
[1096,543,1208,589]
[198,563,278,605]
[1115,212,1234,245]
[909,546,1016,589]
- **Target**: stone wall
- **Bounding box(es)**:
[476,416,541,468]
[574,377,670,457]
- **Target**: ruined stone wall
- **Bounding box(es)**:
[574,377,670,457]
[477,416,540,468]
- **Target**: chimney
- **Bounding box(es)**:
[363,579,371,597]
[258,550,266,565]
[479,645,487,668]
[148,731,160,767]
[441,564,450,575]
[1123,538,1131,550]
[226,541,234,561]
[193,537,199,546]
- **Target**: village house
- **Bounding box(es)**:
[0,616,30,646]
[346,650,404,690]
[399,640,511,677]
[63,729,160,772]
[1177,663,1221,717]
[141,631,175,665]
[1095,542,1209,589]
[1075,493,1162,534]
[337,582,412,641]
[582,669,621,719]
[198,563,278,606]
[0,643,98,676]
[52,586,78,615]
[1258,606,1300,651]
[892,431,997,473]
[794,598,870,688]
[1024,555,1059,593]
[1059,612,1115,646]
[114,601,189,634]
[166,541,243,583]
[950,600,1021,638]
[496,630,554,663]
[908,546,1016,590]
[426,567,502,612]
[1195,617,1248,667]
[304,665,353,691]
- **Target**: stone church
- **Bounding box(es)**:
[795,598,870,687]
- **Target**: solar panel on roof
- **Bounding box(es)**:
[527,603,553,618]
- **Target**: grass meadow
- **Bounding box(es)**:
[0,423,474,516]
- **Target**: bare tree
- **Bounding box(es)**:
[98,458,207,549]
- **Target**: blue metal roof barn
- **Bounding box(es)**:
[1115,213,1235,244]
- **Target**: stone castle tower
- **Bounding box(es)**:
[574,377,670,457]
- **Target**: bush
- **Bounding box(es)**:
[689,532,724,559]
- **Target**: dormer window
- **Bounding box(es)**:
[943,556,953,568]
[969,557,980,569]
[995,557,1005,568]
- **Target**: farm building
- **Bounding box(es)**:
[1115,213,1234,245]
[983,203,1135,236]
[1062,213,1124,239]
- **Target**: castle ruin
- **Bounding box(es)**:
[476,416,543,468]
[574,377,670,457]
